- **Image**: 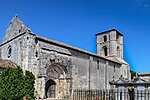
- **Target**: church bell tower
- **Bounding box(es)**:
[96,29,123,59]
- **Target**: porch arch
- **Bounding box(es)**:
[45,79,56,98]
[45,62,68,99]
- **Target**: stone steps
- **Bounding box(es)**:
[47,98,71,100]
[36,98,71,100]
[47,98,64,100]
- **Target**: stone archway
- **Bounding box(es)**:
[45,62,69,99]
[46,62,67,79]
[45,79,56,98]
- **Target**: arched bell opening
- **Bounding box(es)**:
[102,46,107,56]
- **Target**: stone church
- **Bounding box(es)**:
[0,16,130,99]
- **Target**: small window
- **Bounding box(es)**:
[103,35,107,42]
[50,59,55,63]
[27,37,29,40]
[97,60,99,70]
[19,29,21,33]
[35,39,38,44]
[114,65,115,72]
[117,46,120,57]
[7,46,12,58]
[116,34,120,42]
[19,26,22,33]
[109,35,110,41]
[35,51,38,57]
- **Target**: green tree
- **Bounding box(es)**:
[0,67,35,100]
[130,70,137,79]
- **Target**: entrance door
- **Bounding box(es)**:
[45,79,56,98]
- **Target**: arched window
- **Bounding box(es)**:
[102,46,107,56]
[7,45,12,58]
[103,35,107,42]
[117,46,120,57]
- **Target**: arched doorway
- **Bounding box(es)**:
[45,62,68,98]
[45,79,56,98]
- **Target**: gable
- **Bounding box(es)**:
[2,16,28,44]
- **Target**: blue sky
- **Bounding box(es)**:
[0,0,150,72]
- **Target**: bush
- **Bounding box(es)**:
[0,67,35,100]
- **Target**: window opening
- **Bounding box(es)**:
[116,34,120,42]
[97,60,99,70]
[103,35,107,42]
[114,65,115,72]
[103,46,107,56]
[7,46,12,58]
[35,51,38,57]
[117,46,120,57]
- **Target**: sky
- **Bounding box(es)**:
[0,0,150,72]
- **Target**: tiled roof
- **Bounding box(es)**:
[106,57,128,65]
[138,72,150,76]
[110,76,150,86]
[0,59,17,69]
[36,36,122,64]
[109,75,130,85]
[96,29,123,36]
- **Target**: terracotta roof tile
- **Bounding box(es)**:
[0,59,17,69]
[138,72,150,76]
[36,36,122,64]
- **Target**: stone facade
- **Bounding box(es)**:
[0,16,130,99]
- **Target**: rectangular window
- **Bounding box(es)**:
[114,65,115,72]
[97,60,99,70]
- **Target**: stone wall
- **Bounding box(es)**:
[35,37,123,98]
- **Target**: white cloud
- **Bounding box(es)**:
[135,0,149,8]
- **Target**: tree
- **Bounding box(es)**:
[130,70,137,79]
[0,67,35,100]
